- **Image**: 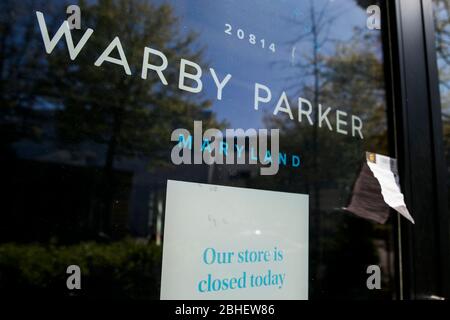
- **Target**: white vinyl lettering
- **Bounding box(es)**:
[141,47,168,85]
[36,11,93,60]
[94,36,132,75]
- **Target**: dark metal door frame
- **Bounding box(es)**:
[387,0,450,300]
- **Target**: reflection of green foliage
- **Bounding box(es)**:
[260,20,393,299]
[39,0,218,164]
[262,29,387,194]
[434,0,450,150]
[0,239,162,299]
[0,0,57,157]
[32,0,225,234]
[322,30,388,152]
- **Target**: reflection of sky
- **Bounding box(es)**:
[157,0,372,128]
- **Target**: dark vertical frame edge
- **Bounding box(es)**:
[420,0,450,299]
[387,0,416,300]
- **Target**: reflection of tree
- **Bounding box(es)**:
[434,0,450,211]
[45,0,213,159]
[281,0,387,197]
[318,31,392,299]
[262,4,390,298]
[0,0,59,157]
[43,0,217,236]
[265,27,387,210]
[434,0,450,161]
[286,0,342,205]
[2,0,220,236]
[278,3,343,294]
[435,0,450,70]
[323,29,388,151]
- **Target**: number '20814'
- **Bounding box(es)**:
[224,23,276,53]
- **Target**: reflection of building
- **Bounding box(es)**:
[1,157,133,242]
[1,109,212,242]
[4,107,287,243]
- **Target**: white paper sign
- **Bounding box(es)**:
[366,152,415,224]
[160,180,309,300]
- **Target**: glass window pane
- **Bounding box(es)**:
[0,0,396,299]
